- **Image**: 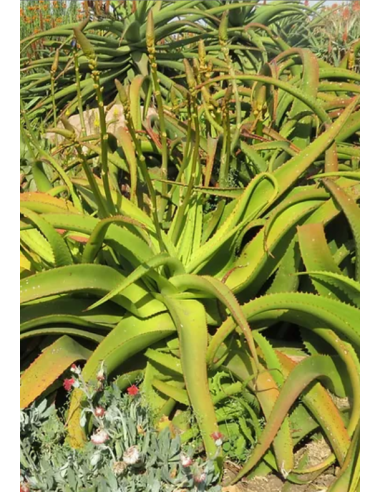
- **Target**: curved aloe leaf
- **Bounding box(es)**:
[67,311,176,447]
[230,355,353,483]
[87,252,185,311]
[208,292,359,365]
[21,208,73,267]
[20,335,91,409]
[81,215,148,264]
[323,179,360,280]
[20,264,163,318]
[169,274,259,371]
[161,297,220,461]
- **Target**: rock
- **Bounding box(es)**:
[44,104,157,146]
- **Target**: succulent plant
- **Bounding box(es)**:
[20,3,360,491]
[20,373,222,492]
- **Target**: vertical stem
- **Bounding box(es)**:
[51,76,57,130]
[76,145,108,219]
[171,93,200,246]
[73,25,114,215]
[147,11,168,221]
[219,13,241,161]
[51,49,60,146]
[116,80,165,252]
[74,47,87,137]
[219,89,232,188]
[91,66,114,215]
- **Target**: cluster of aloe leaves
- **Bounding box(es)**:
[20,2,360,491]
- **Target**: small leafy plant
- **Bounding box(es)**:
[21,364,222,492]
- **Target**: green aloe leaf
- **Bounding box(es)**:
[21,208,73,267]
[230,355,353,483]
[20,335,91,409]
[161,297,220,461]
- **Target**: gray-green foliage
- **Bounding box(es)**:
[20,382,222,492]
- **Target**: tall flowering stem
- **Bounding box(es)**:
[146,10,168,221]
[50,49,59,140]
[219,12,241,183]
[219,86,232,187]
[72,30,87,138]
[73,26,115,216]
[115,79,165,250]
[170,59,200,247]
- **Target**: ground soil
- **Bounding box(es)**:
[221,438,337,492]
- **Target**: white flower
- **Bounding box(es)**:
[90,429,109,445]
[123,446,141,466]
[96,369,105,381]
[112,461,127,476]
[180,453,193,468]
[70,364,81,375]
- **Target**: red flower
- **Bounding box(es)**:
[127,385,139,396]
[20,484,30,492]
[94,406,106,417]
[343,7,350,19]
[211,431,223,441]
[211,431,224,445]
[63,378,75,391]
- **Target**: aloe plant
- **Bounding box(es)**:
[21,0,343,124]
[20,4,360,491]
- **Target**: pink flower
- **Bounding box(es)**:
[194,472,207,483]
[123,446,142,465]
[20,484,30,492]
[127,385,139,396]
[90,429,109,445]
[63,378,75,391]
[94,407,106,417]
[180,453,193,467]
[211,431,224,446]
